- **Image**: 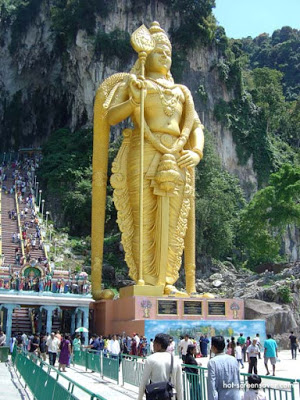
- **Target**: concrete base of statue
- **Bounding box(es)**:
[119,284,164,298]
[91,292,248,337]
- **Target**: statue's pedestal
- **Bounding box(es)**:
[119,285,164,298]
[92,294,245,336]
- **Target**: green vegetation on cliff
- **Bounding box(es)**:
[0,0,41,53]
[238,164,300,268]
[239,27,300,100]
[37,128,93,236]
[50,0,110,49]
[195,131,245,260]
[214,29,300,186]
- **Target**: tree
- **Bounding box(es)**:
[195,131,245,260]
[251,67,285,135]
[237,164,300,267]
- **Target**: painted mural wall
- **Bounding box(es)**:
[144,319,266,344]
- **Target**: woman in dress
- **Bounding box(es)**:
[58,334,71,372]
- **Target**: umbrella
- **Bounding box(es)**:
[75,327,89,333]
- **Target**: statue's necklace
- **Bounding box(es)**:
[149,79,179,117]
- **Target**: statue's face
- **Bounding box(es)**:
[146,44,171,75]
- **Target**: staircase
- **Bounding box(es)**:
[1,162,46,268]
[19,194,45,262]
[1,170,19,265]
[12,307,32,334]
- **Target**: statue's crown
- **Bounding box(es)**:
[149,21,171,50]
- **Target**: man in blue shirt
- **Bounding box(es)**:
[99,335,104,351]
[200,334,210,357]
[207,335,241,400]
[89,334,101,354]
[264,334,278,376]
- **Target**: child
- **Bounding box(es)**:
[242,374,266,400]
[235,342,244,368]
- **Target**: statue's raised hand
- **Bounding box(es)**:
[128,74,147,106]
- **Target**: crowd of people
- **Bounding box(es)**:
[137,333,273,400]
[223,332,280,377]
[1,156,92,295]
[4,328,299,400]
[85,332,149,358]
[1,156,48,268]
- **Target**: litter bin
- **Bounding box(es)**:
[0,346,9,362]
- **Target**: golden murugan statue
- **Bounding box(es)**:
[91,22,204,300]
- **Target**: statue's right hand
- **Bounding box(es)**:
[128,74,146,105]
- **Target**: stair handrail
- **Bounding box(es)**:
[0,175,2,265]
[15,183,25,258]
[40,220,48,261]
[32,185,49,262]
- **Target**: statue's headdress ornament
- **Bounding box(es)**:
[149,21,172,50]
[130,21,173,82]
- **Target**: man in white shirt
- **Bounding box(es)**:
[46,332,60,366]
[134,333,140,348]
[138,333,183,400]
[178,334,193,362]
[0,330,6,346]
[109,334,121,360]
[21,332,28,353]
[255,333,262,359]
[246,339,260,375]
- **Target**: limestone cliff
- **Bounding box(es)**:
[0,0,257,192]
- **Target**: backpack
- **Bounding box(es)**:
[145,353,174,400]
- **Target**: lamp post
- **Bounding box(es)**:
[46,211,49,229]
[34,175,37,187]
[35,182,39,201]
[49,225,53,242]
[39,190,42,212]
[41,199,45,219]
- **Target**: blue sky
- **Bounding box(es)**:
[214,0,300,38]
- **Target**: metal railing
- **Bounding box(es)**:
[119,353,297,400]
[73,349,119,383]
[121,354,145,387]
[14,347,297,400]
[240,372,296,400]
[11,348,108,400]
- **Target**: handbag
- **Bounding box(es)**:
[145,353,174,400]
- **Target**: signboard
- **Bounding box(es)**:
[183,301,202,316]
[157,300,178,315]
[208,301,226,316]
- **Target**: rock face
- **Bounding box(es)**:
[195,260,300,340]
[0,0,257,194]
[244,299,297,335]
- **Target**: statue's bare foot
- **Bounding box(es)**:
[164,285,189,297]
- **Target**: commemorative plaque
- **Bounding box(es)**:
[208,301,226,316]
[183,301,202,316]
[157,300,178,315]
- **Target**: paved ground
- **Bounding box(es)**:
[3,350,300,399]
[0,362,32,400]
[195,349,300,380]
[47,364,139,400]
